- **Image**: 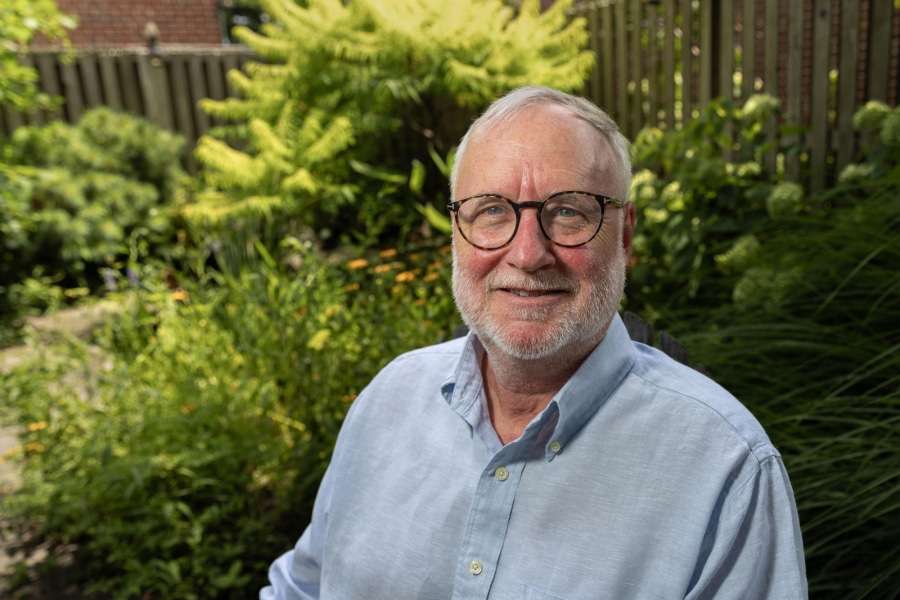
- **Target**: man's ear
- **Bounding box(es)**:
[621,201,636,262]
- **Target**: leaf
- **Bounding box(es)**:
[307,328,331,350]
[415,202,452,234]
[349,160,408,184]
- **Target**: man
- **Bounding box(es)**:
[262,86,807,599]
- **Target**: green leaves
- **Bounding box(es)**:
[628,96,785,316]
[0,0,76,113]
[658,101,900,600]
[192,0,594,246]
[0,237,459,598]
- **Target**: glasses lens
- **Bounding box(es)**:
[456,195,516,249]
[541,192,604,246]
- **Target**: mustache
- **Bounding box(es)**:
[485,271,577,292]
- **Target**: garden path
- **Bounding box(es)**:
[0,305,113,598]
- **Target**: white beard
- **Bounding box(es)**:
[452,237,628,362]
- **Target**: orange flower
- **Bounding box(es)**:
[171,289,189,302]
[395,271,416,283]
[344,283,360,292]
[28,421,48,432]
[379,248,398,258]
[347,258,369,270]
[423,273,440,282]
[374,264,393,274]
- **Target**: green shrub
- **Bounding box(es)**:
[0,108,191,334]
[190,0,594,247]
[0,238,457,599]
[627,94,792,317]
[666,102,900,599]
[0,0,75,115]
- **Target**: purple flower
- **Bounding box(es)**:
[127,268,140,287]
[102,269,118,292]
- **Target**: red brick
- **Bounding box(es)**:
[32,0,223,48]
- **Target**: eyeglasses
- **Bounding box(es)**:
[447,191,622,250]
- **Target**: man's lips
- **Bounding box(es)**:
[501,288,565,297]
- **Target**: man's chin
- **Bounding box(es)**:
[473,322,582,362]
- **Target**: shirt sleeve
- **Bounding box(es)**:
[259,455,337,600]
[686,455,808,600]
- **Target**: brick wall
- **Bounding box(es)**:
[33,0,223,48]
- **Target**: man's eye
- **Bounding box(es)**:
[471,200,511,219]
[555,206,581,218]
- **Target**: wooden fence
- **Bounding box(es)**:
[573,0,900,194]
[3,0,899,190]
[0,46,255,173]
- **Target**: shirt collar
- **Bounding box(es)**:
[441,313,637,459]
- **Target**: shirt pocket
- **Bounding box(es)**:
[517,585,571,600]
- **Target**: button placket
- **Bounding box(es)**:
[450,454,526,599]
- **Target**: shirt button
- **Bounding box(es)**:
[549,441,562,453]
[469,560,483,575]
[494,466,509,481]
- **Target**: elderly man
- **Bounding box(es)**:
[262,86,807,599]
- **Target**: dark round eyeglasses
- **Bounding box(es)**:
[447,191,622,251]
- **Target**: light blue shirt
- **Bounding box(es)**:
[262,313,807,599]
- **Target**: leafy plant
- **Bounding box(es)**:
[665,101,900,599]
[190,0,594,247]
[627,94,793,317]
[0,0,76,115]
[0,108,191,334]
[0,238,458,598]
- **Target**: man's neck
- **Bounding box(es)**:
[480,342,591,445]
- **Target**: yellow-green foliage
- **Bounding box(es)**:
[191,0,593,240]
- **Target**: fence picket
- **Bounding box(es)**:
[615,0,630,132]
[718,1,734,101]
[680,0,694,122]
[588,5,602,105]
[98,54,123,111]
[79,54,103,109]
[836,0,861,174]
[785,0,805,182]
[600,3,615,115]
[699,2,714,106]
[741,0,756,101]
[118,55,144,115]
[809,0,833,196]
[188,56,211,135]
[868,0,894,102]
[663,0,676,130]
[629,0,643,136]
[59,60,83,123]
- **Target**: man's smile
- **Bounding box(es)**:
[503,288,565,297]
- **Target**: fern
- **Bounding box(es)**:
[191,0,594,246]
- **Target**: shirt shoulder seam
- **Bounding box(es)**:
[627,369,778,469]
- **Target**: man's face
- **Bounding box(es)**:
[451,104,634,362]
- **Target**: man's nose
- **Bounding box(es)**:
[505,208,555,271]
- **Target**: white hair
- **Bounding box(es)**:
[449,86,632,202]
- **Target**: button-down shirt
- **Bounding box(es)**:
[262,313,807,599]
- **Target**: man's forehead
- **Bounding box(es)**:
[458,110,619,194]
